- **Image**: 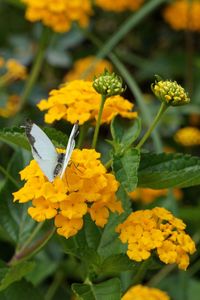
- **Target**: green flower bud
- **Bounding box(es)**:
[93,69,125,98]
[152,78,190,106]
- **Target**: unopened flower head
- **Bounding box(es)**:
[122,284,170,300]
[93,70,126,98]
[116,207,196,270]
[37,80,137,125]
[13,149,123,238]
[152,77,190,106]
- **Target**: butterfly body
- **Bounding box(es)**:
[24,120,78,182]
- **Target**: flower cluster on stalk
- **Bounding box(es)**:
[116,207,196,270]
[13,149,123,238]
[22,0,93,33]
[0,57,27,83]
[37,80,137,125]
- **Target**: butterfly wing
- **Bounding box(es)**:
[25,120,58,182]
[60,122,79,179]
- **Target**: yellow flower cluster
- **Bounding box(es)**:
[116,207,196,270]
[95,0,144,12]
[13,149,123,238]
[122,285,170,300]
[64,56,113,82]
[0,95,21,118]
[22,0,92,33]
[174,126,200,146]
[37,80,137,125]
[130,188,183,205]
[163,0,200,31]
[0,57,27,83]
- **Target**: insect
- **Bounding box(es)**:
[23,120,79,182]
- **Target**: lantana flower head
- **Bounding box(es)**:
[122,284,170,300]
[13,149,123,238]
[22,0,92,33]
[0,95,21,118]
[174,127,200,146]
[163,0,200,32]
[116,207,196,270]
[0,57,27,84]
[95,0,144,12]
[37,80,137,125]
[64,56,113,82]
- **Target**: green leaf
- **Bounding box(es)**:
[100,254,134,276]
[0,279,44,300]
[72,278,121,300]
[0,261,35,291]
[138,152,200,189]
[112,148,140,193]
[111,116,141,149]
[0,151,36,244]
[0,126,67,151]
[0,127,30,151]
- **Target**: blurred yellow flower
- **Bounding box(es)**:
[37,80,137,125]
[116,207,196,270]
[174,127,200,146]
[64,56,113,81]
[95,0,144,12]
[122,284,170,300]
[0,58,27,86]
[22,0,92,33]
[0,95,21,118]
[163,0,200,31]
[130,188,183,205]
[13,149,123,238]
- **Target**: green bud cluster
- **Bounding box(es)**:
[93,69,125,98]
[152,79,190,106]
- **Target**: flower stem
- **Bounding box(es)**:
[136,102,168,149]
[77,122,89,149]
[20,222,44,251]
[92,95,106,149]
[19,26,51,110]
[131,260,150,286]
[0,164,20,188]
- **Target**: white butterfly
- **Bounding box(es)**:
[24,120,79,182]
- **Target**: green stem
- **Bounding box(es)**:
[45,271,64,300]
[0,164,20,188]
[136,102,168,149]
[20,222,44,251]
[9,227,55,266]
[108,53,163,152]
[19,26,51,109]
[92,95,106,148]
[76,122,89,149]
[95,0,167,60]
[131,260,150,286]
